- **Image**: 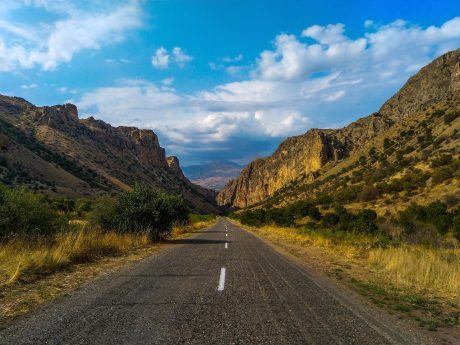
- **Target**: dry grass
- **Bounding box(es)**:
[240,222,460,300]
[0,229,150,286]
[0,216,217,287]
[171,217,217,238]
[369,247,460,297]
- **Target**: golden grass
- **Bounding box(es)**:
[0,216,217,287]
[238,222,460,300]
[171,217,217,238]
[0,229,150,286]
[369,247,460,296]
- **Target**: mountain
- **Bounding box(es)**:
[183,161,243,190]
[217,49,460,212]
[0,95,219,213]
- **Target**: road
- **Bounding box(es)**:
[0,218,425,345]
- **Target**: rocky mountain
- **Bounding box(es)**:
[218,48,460,211]
[183,161,243,190]
[0,96,219,213]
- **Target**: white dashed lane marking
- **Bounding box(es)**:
[217,267,226,291]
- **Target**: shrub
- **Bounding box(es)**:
[0,186,63,238]
[431,166,453,185]
[431,154,453,168]
[315,193,332,205]
[88,184,189,240]
[452,212,460,241]
[354,209,378,234]
[307,205,322,221]
[431,109,445,117]
[322,213,339,227]
[358,185,380,202]
[75,198,93,216]
[444,111,459,125]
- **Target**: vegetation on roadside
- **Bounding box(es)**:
[0,183,215,286]
[235,221,460,330]
[231,192,460,331]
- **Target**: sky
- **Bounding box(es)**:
[0,0,460,165]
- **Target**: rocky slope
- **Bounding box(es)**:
[218,48,460,209]
[0,96,219,213]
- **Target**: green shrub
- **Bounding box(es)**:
[75,198,93,216]
[0,186,63,238]
[431,166,453,184]
[358,185,380,201]
[444,111,459,124]
[88,184,189,240]
[322,213,339,227]
[431,154,453,168]
[452,213,460,241]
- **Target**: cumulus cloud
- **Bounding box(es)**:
[0,0,142,72]
[77,17,460,163]
[151,47,170,69]
[151,47,192,69]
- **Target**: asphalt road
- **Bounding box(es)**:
[0,218,426,345]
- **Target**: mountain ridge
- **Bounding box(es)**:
[0,95,219,213]
[217,48,460,210]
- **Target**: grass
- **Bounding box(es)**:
[0,214,217,287]
[368,247,460,297]
[0,229,150,286]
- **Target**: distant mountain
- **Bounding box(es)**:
[217,49,460,212]
[183,161,243,190]
[0,96,219,213]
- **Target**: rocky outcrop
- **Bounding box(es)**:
[217,129,346,208]
[379,49,460,120]
[167,156,187,180]
[218,48,460,209]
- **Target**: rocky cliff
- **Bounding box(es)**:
[0,96,219,213]
[218,48,460,209]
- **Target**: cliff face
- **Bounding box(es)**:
[0,96,219,213]
[218,49,460,209]
[217,129,346,208]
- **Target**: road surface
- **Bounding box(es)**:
[0,218,425,344]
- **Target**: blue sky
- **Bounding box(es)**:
[1,0,460,165]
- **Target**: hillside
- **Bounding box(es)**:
[0,96,219,213]
[218,48,460,213]
[183,161,243,190]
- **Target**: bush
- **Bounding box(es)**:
[354,209,378,233]
[88,184,189,240]
[358,185,380,202]
[444,111,459,125]
[452,212,460,241]
[0,186,63,238]
[397,201,455,236]
[431,166,453,184]
[431,154,452,168]
[322,213,339,227]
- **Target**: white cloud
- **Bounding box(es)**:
[151,47,170,69]
[324,90,345,102]
[77,17,460,162]
[364,20,374,28]
[0,1,142,72]
[21,83,37,90]
[172,47,193,66]
[151,46,192,69]
[302,23,347,44]
[222,54,243,63]
[161,77,174,86]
